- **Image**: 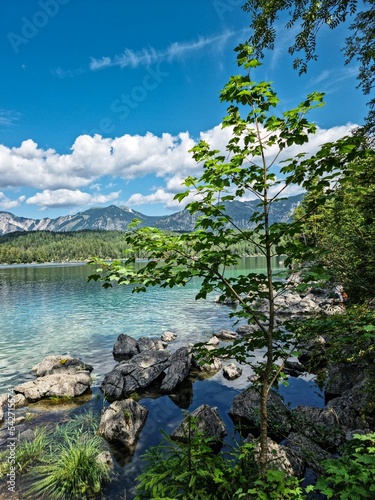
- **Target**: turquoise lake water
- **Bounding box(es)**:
[0,258,324,498]
[0,256,280,393]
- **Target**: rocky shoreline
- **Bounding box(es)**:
[1,285,374,497]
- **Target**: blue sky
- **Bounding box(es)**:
[0,0,368,220]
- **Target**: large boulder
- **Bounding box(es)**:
[246,436,305,477]
[326,379,374,432]
[283,432,333,475]
[101,349,171,400]
[160,347,192,393]
[13,355,92,403]
[14,372,91,402]
[171,404,226,445]
[98,399,148,451]
[292,405,345,450]
[325,362,366,399]
[113,334,139,361]
[113,334,166,361]
[229,388,292,441]
[32,355,93,376]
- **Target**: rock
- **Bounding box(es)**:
[206,336,220,346]
[292,405,344,450]
[192,355,222,374]
[32,355,93,376]
[14,372,92,403]
[326,380,374,432]
[113,334,139,361]
[247,436,305,477]
[137,337,166,353]
[98,399,148,451]
[18,429,35,442]
[96,451,114,470]
[325,362,366,399]
[298,335,327,371]
[0,394,8,407]
[0,407,3,424]
[13,394,28,408]
[171,404,226,444]
[223,363,242,380]
[215,329,237,341]
[283,432,333,475]
[113,334,166,361]
[236,324,257,335]
[161,331,177,342]
[101,349,171,400]
[283,360,306,377]
[160,347,192,393]
[229,388,292,441]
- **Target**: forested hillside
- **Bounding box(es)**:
[0,229,261,264]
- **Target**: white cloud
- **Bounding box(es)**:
[0,192,25,210]
[0,122,358,214]
[90,32,234,70]
[26,189,121,209]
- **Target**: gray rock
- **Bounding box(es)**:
[248,436,305,477]
[13,394,28,408]
[192,355,222,374]
[161,331,177,342]
[32,355,93,376]
[283,432,333,475]
[325,362,366,398]
[101,349,171,400]
[160,347,192,393]
[14,372,92,402]
[171,404,226,444]
[223,363,242,380]
[98,399,148,450]
[137,337,166,353]
[326,380,373,432]
[292,405,344,450]
[215,329,237,341]
[96,451,114,470]
[229,388,292,441]
[113,334,139,361]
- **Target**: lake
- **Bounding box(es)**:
[0,258,324,498]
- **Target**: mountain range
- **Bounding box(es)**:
[0,194,303,236]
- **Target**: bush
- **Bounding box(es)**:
[307,433,375,499]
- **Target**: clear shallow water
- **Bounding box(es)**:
[0,258,324,498]
[0,257,280,392]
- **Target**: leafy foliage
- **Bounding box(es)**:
[242,0,375,131]
[135,417,303,500]
[292,148,375,303]
[89,42,364,479]
[307,433,375,499]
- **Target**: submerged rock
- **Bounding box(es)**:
[98,399,148,451]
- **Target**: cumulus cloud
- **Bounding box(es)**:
[0,192,25,210]
[0,121,358,213]
[26,189,121,209]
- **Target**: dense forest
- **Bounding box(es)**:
[0,229,261,264]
